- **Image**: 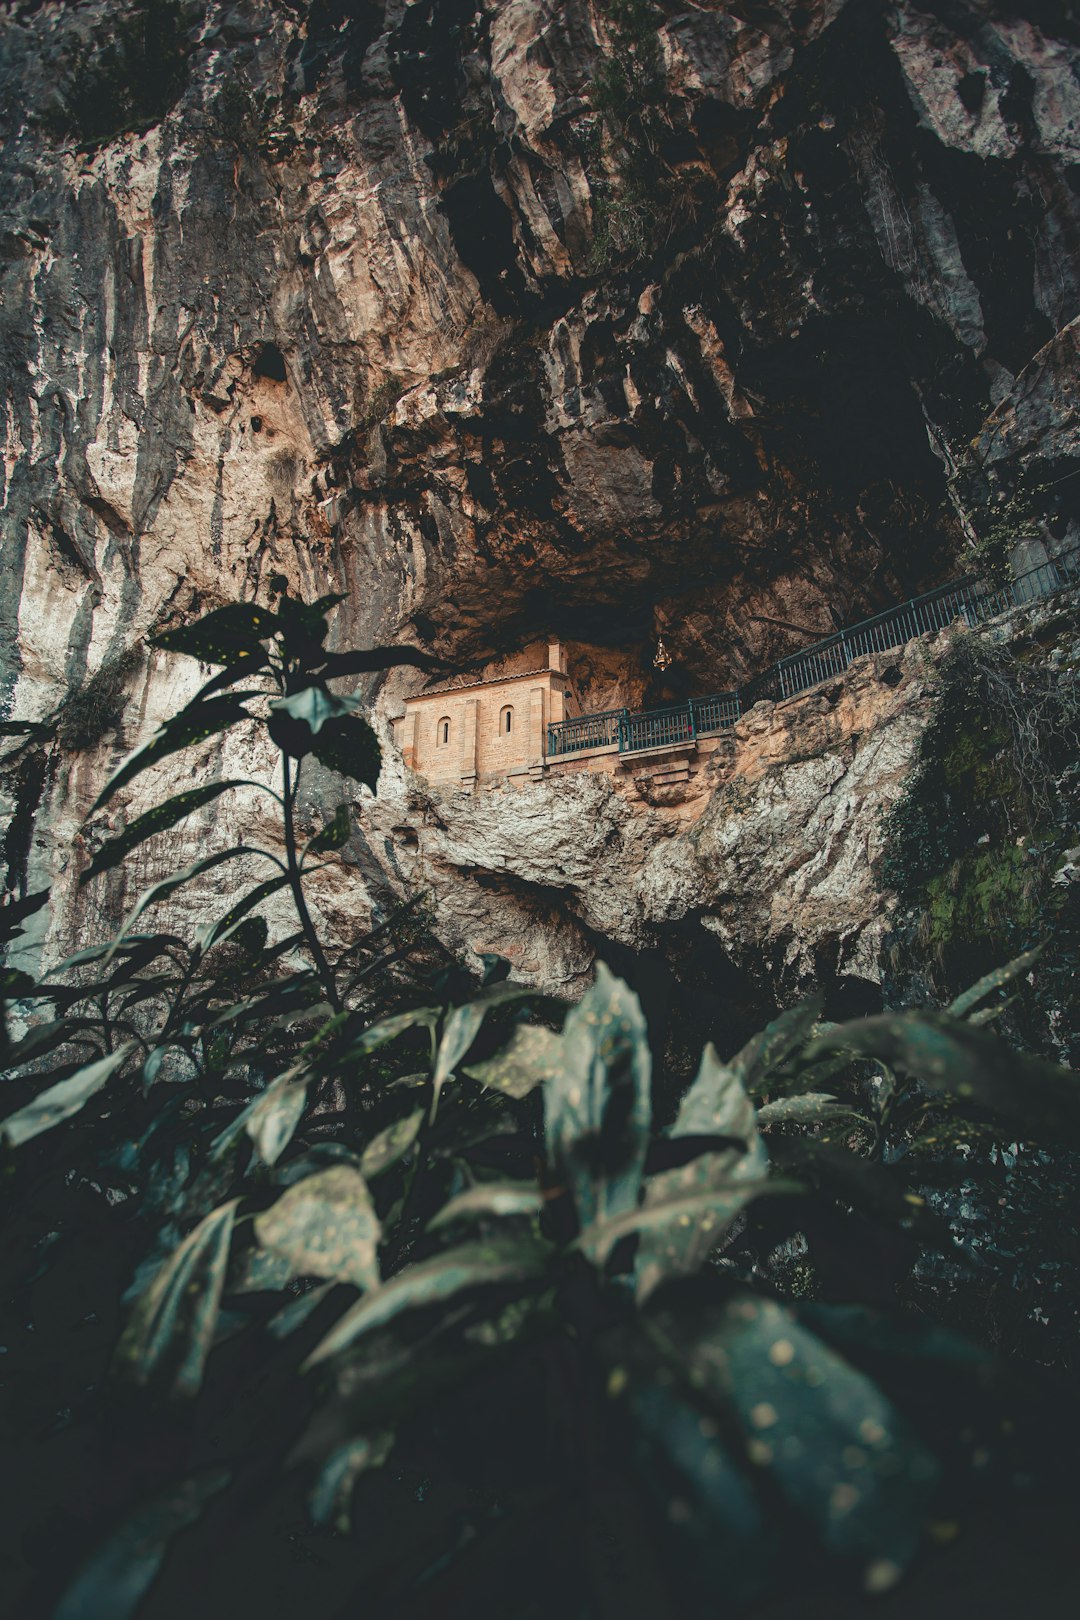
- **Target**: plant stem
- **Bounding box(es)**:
[282,754,341,1013]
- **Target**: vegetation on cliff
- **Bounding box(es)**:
[3,595,1080,1618]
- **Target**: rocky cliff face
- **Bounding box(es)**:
[2,1,1079,1014]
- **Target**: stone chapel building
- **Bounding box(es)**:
[394,640,578,789]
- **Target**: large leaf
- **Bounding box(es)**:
[464,1022,561,1098]
[54,1470,230,1620]
[621,1381,773,1605]
[305,1235,552,1367]
[244,1076,309,1167]
[270,685,361,734]
[633,1044,769,1298]
[360,1109,424,1178]
[152,602,281,663]
[948,946,1042,1018]
[255,1167,381,1292]
[268,1281,336,1339]
[430,996,510,1120]
[757,1094,865,1127]
[730,994,825,1096]
[428,1181,544,1230]
[309,1434,394,1533]
[81,780,253,882]
[807,1012,1080,1148]
[117,1201,239,1396]
[583,1180,787,1267]
[1,1042,135,1146]
[89,695,253,813]
[317,645,443,678]
[349,1005,440,1055]
[544,964,652,1231]
[310,713,382,789]
[654,1294,938,1586]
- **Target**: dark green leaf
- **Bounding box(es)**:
[227,1244,296,1295]
[255,1167,381,1291]
[349,1005,440,1055]
[81,781,251,882]
[192,650,271,701]
[431,994,523,1119]
[305,1235,552,1366]
[152,602,281,663]
[948,946,1042,1018]
[621,1381,773,1604]
[270,685,360,735]
[2,1016,99,1069]
[544,964,652,1231]
[360,1110,423,1178]
[807,1013,1080,1148]
[655,1294,938,1585]
[757,1094,864,1126]
[117,1201,238,1396]
[798,1303,989,1368]
[309,1434,394,1532]
[54,1470,230,1620]
[244,1076,309,1167]
[634,1044,768,1298]
[268,1281,335,1339]
[317,645,443,679]
[428,1181,543,1230]
[586,1180,788,1269]
[1,1042,135,1146]
[89,696,253,813]
[310,713,382,789]
[730,995,824,1096]
[463,1022,561,1099]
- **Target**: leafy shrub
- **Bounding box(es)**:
[3,589,1080,1614]
[880,632,1080,1055]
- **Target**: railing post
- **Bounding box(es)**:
[688,701,697,741]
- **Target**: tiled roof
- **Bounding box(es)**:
[405,666,568,700]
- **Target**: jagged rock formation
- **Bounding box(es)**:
[2,1,1079,1009]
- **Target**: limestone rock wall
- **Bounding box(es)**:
[2,1,1080,998]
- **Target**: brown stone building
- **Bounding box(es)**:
[394,640,579,788]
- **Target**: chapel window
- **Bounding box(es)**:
[438,718,450,746]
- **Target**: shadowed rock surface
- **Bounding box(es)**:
[2,0,1079,1019]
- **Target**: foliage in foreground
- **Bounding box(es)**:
[2,591,1080,1618]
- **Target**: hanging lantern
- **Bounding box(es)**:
[653,634,672,671]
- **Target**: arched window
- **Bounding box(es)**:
[437,717,451,746]
[500,706,513,735]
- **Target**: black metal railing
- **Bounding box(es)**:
[692,691,742,734]
[546,547,1079,761]
[619,703,697,754]
[545,707,625,757]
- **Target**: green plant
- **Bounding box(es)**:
[879,632,1080,1051]
[4,591,1080,1616]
